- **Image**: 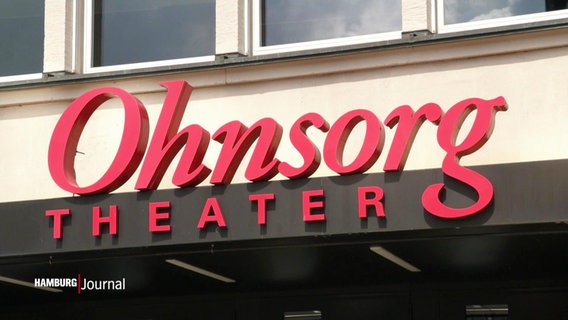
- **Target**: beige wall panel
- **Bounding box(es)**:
[1,43,567,202]
[402,0,433,32]
[43,0,75,74]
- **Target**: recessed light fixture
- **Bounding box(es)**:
[165,259,236,283]
[466,304,509,317]
[370,246,421,272]
[0,275,62,293]
[284,310,322,319]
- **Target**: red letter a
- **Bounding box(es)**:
[197,198,227,229]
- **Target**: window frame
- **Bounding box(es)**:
[437,0,568,33]
[0,73,43,83]
[252,0,402,56]
[83,0,215,74]
[0,1,45,83]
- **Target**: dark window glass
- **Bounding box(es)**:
[93,0,215,67]
[0,0,44,77]
[262,0,401,46]
[445,0,568,25]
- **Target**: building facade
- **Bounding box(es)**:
[0,0,567,319]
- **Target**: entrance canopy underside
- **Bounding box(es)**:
[1,223,567,301]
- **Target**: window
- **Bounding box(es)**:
[0,0,44,80]
[85,0,215,73]
[439,0,568,32]
[254,0,402,55]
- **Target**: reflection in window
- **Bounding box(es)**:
[0,0,44,77]
[261,0,401,46]
[92,0,215,67]
[444,0,568,25]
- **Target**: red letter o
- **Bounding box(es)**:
[323,110,384,174]
[48,87,149,194]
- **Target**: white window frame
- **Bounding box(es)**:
[0,73,43,83]
[252,0,402,56]
[437,0,568,33]
[0,0,45,83]
[83,0,215,74]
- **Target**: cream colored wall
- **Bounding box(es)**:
[402,0,434,32]
[215,0,247,55]
[1,29,567,202]
[43,0,75,74]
